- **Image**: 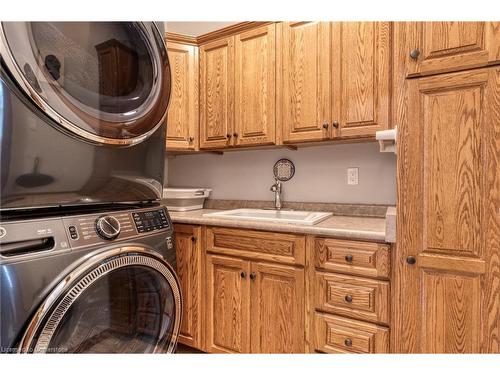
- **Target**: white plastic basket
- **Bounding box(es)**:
[162,188,212,211]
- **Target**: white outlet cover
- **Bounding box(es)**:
[347,167,359,185]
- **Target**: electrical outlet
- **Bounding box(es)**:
[347,167,359,185]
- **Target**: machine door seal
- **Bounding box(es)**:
[18,246,181,353]
[0,22,170,145]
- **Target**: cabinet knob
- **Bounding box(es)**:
[322,123,329,129]
[410,49,420,59]
[191,236,196,242]
[344,295,353,303]
[345,254,353,263]
[332,121,339,129]
[406,256,416,265]
[240,271,246,278]
[188,136,194,142]
[226,133,232,139]
[344,338,352,347]
[233,132,238,138]
[250,272,256,280]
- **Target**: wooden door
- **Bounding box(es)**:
[234,24,276,146]
[332,22,391,138]
[405,22,500,77]
[279,22,331,143]
[206,254,251,353]
[199,37,235,149]
[394,67,500,353]
[173,224,203,349]
[250,262,305,353]
[166,42,199,150]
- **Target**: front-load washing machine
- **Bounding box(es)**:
[0,205,181,353]
[0,22,171,212]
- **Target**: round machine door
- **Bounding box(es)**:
[0,22,170,145]
[18,246,181,353]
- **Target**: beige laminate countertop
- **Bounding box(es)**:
[169,209,390,243]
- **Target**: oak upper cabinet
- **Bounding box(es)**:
[173,224,203,349]
[199,37,235,149]
[166,42,199,150]
[394,67,500,353]
[234,24,277,146]
[279,22,331,143]
[206,254,251,353]
[331,22,391,138]
[250,262,305,353]
[404,22,500,77]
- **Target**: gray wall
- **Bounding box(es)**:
[166,142,396,205]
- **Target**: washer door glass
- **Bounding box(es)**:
[21,250,181,354]
[1,22,170,143]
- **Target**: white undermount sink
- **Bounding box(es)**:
[202,208,332,226]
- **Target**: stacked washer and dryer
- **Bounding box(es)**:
[0,22,182,353]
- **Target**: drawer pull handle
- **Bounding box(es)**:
[344,295,353,303]
[344,338,352,347]
[406,256,416,265]
[240,271,246,279]
[191,236,196,242]
[250,272,256,280]
[345,254,353,263]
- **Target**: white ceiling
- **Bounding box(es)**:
[164,22,238,36]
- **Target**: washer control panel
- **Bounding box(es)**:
[132,208,170,233]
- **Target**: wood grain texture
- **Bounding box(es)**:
[279,22,331,143]
[315,272,390,325]
[205,254,251,353]
[174,224,203,349]
[332,22,391,138]
[199,37,235,149]
[234,24,276,146]
[166,42,199,150]
[206,226,306,266]
[250,262,305,353]
[314,313,389,353]
[394,66,500,353]
[315,238,390,279]
[406,22,500,77]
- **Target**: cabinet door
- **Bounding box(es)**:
[332,22,391,138]
[206,255,251,353]
[406,22,500,77]
[250,262,305,353]
[174,224,203,349]
[199,37,235,149]
[279,22,331,143]
[394,67,500,353]
[234,24,276,146]
[166,42,199,150]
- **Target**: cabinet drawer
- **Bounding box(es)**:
[315,272,390,325]
[314,313,389,354]
[206,226,305,265]
[315,238,390,279]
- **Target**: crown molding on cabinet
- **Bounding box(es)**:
[165,21,274,46]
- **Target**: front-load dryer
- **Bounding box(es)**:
[0,22,171,212]
[0,205,181,353]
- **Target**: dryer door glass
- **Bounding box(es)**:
[1,22,170,144]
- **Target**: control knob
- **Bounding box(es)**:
[95,215,121,240]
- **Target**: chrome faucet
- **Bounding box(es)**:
[270,178,283,210]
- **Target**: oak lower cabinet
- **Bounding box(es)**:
[311,237,391,353]
[165,41,199,150]
[173,224,203,350]
[398,22,500,78]
[205,227,306,353]
[394,67,500,353]
[205,255,305,353]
